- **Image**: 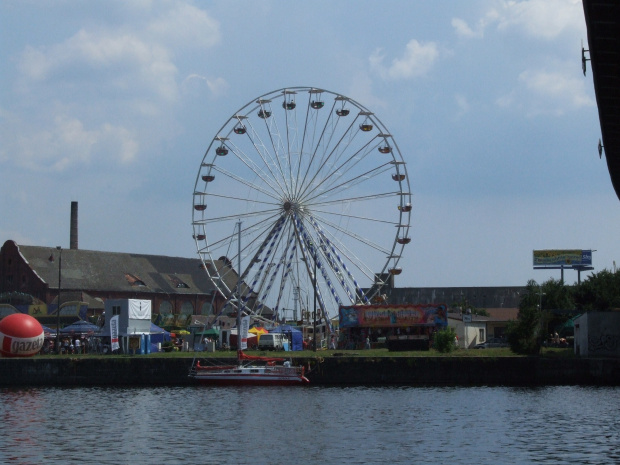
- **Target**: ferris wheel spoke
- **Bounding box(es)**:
[311,191,401,208]
[309,207,400,227]
[296,96,341,190]
[213,163,283,201]
[221,139,287,198]
[193,206,281,226]
[299,109,381,197]
[255,101,294,197]
[196,190,281,208]
[305,216,382,287]
[306,210,393,255]
[303,162,395,205]
[238,216,289,279]
[300,135,387,203]
[245,130,291,199]
[312,116,377,190]
[196,213,283,260]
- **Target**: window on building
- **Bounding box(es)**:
[168,275,189,289]
[180,302,193,315]
[200,302,213,315]
[124,273,146,287]
[112,305,121,316]
[479,328,485,342]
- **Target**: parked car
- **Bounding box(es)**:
[474,337,510,349]
[257,333,286,351]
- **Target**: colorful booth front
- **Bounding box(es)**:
[339,303,448,351]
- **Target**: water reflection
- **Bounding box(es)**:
[0,386,618,464]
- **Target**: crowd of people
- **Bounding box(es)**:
[39,335,102,354]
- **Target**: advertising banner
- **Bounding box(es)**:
[110,315,119,351]
[240,316,250,350]
[128,300,151,320]
[339,304,447,328]
[533,250,592,267]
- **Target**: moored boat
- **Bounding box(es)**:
[191,350,309,386]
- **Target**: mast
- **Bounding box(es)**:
[236,220,242,356]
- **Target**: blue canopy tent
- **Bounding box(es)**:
[41,325,56,336]
[59,320,102,335]
[149,322,171,344]
[148,322,170,353]
[269,325,303,351]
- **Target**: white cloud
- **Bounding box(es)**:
[370,39,438,80]
[4,113,138,172]
[146,2,220,49]
[519,68,594,108]
[18,46,50,80]
[495,90,516,108]
[454,94,470,118]
[496,64,595,115]
[453,0,584,41]
[8,2,222,174]
[19,29,180,102]
[452,18,482,39]
[452,8,501,40]
[347,74,387,111]
[497,0,584,39]
[182,74,229,98]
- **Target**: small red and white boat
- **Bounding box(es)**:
[191,350,309,386]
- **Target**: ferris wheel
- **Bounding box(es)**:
[192,87,412,326]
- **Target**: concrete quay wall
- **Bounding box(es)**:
[308,356,619,386]
[0,356,618,387]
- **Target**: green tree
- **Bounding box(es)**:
[573,269,620,311]
[540,278,575,311]
[538,278,576,337]
[506,279,544,355]
[433,327,457,353]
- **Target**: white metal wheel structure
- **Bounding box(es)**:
[192,87,412,327]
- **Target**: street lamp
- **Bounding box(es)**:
[538,286,545,354]
[56,246,62,354]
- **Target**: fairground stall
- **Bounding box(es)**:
[339,304,448,351]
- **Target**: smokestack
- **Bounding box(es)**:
[70,201,78,250]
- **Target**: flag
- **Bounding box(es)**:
[240,316,250,350]
[110,315,120,351]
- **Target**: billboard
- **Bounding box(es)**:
[533,249,592,267]
[339,304,447,328]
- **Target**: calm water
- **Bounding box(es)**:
[1,385,619,465]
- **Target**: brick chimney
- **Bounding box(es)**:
[70,201,78,250]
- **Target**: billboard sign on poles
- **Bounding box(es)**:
[533,250,592,267]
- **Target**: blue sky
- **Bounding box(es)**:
[1,0,618,288]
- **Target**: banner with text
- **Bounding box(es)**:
[110,315,120,351]
[339,304,448,328]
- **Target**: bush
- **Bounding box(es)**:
[434,327,457,353]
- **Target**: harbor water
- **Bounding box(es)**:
[1,385,619,464]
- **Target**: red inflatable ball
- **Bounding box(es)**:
[0,313,45,357]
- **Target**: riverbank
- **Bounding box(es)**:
[1,352,618,386]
